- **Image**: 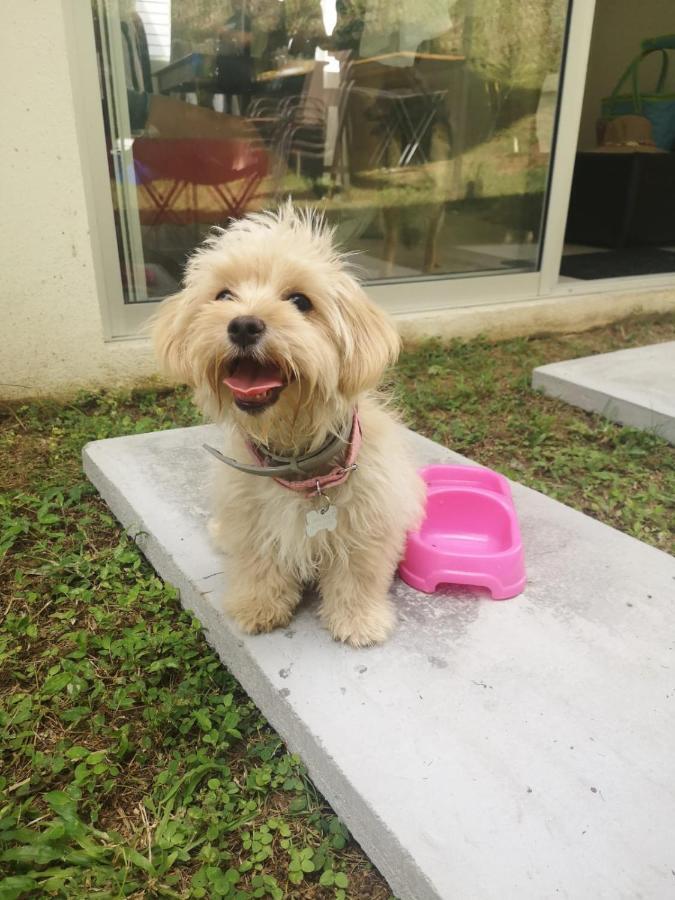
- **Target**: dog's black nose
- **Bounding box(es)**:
[228,316,266,348]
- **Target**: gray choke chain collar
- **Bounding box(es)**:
[203,416,352,480]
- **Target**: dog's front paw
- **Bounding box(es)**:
[324,601,396,648]
[224,593,295,635]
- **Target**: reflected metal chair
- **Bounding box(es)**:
[131,137,269,226]
[276,95,327,177]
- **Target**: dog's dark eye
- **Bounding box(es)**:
[215,289,234,301]
[288,293,312,313]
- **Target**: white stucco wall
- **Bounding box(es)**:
[0,1,157,399]
[0,2,673,400]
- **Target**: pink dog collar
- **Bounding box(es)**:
[247,412,362,496]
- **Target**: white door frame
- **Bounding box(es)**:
[93,0,149,306]
[63,0,151,339]
[538,0,597,297]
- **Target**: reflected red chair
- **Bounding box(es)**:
[132,138,269,225]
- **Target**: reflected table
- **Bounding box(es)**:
[348,52,465,168]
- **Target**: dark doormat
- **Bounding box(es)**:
[560,247,675,280]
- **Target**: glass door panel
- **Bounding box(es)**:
[92,0,570,302]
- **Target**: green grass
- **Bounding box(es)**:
[0,392,384,900]
[395,314,675,555]
[1,312,674,899]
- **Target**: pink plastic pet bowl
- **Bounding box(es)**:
[399,465,526,600]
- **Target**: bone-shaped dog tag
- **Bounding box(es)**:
[305,504,338,537]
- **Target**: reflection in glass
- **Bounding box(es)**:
[92,0,569,301]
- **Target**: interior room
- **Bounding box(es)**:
[561,0,675,283]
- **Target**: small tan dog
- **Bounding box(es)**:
[153,204,424,646]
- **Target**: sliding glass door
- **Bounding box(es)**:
[89,0,570,314]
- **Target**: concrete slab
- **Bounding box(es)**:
[532,341,675,444]
[83,426,675,900]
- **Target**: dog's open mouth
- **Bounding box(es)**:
[223,358,286,413]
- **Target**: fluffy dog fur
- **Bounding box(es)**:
[152,205,424,646]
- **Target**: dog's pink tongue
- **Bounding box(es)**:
[223,359,284,399]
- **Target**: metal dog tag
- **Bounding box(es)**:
[305,504,338,537]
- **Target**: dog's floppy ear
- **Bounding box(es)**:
[334,275,401,397]
[150,291,195,385]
